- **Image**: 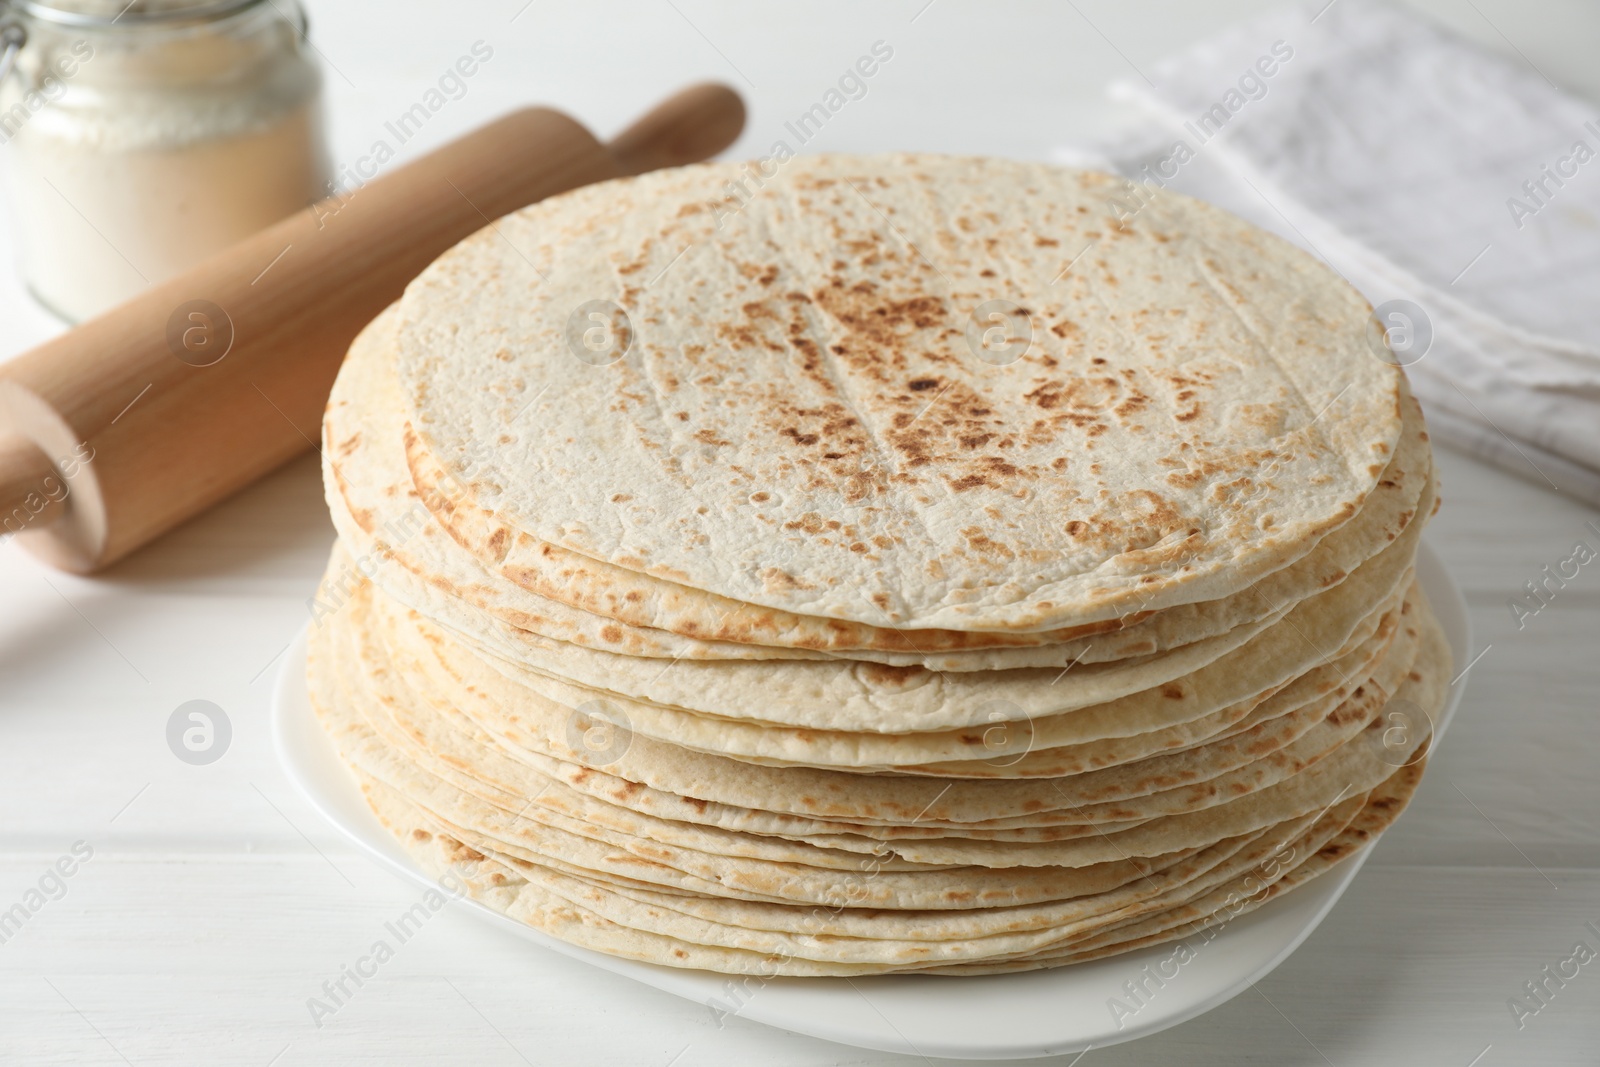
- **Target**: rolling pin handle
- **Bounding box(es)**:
[607,82,745,176]
[0,438,66,538]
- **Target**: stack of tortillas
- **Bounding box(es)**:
[309,154,1449,976]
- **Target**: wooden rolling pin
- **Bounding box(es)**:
[0,83,745,573]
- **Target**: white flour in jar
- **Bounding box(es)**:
[0,0,328,321]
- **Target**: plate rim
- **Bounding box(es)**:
[272,538,1470,1060]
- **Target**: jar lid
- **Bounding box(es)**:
[9,0,265,28]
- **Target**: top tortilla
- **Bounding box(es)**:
[395,153,1402,632]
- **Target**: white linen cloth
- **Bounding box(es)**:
[1066,0,1600,504]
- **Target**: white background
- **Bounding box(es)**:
[1,1,1598,1064]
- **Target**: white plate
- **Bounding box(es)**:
[273,540,1470,1060]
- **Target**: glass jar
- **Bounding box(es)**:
[0,0,329,321]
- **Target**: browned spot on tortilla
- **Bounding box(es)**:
[859,663,922,686]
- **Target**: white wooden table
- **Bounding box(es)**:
[2,2,1596,1063]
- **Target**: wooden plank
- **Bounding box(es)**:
[0,857,1594,1064]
